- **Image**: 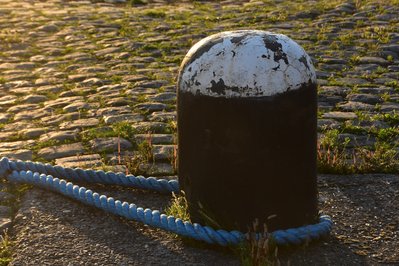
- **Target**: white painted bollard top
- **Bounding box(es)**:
[178,30,316,98]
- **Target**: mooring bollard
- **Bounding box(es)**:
[177,30,318,232]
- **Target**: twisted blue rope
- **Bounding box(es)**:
[0,157,332,246]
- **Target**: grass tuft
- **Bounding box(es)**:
[165,191,190,222]
[0,230,12,266]
[238,220,279,266]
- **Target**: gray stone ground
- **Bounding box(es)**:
[0,0,398,264]
[8,175,399,265]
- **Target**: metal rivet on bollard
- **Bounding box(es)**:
[177,30,318,232]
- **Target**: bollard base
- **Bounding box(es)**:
[178,83,318,232]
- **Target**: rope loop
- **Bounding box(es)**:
[0,157,332,246]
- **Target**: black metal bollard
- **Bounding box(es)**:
[177,30,318,232]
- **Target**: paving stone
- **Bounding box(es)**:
[23,94,48,103]
[38,143,85,161]
[0,140,35,152]
[317,102,334,112]
[335,77,367,86]
[126,88,158,95]
[14,109,52,122]
[147,92,176,103]
[80,77,104,86]
[152,145,175,161]
[139,162,175,176]
[358,57,389,66]
[380,102,399,112]
[55,154,102,168]
[319,86,351,96]
[96,84,126,92]
[348,120,390,130]
[134,80,167,89]
[89,137,132,153]
[103,114,144,124]
[347,94,382,104]
[132,122,170,134]
[317,119,341,130]
[318,63,346,72]
[7,80,33,88]
[20,128,48,138]
[134,134,174,145]
[354,64,380,72]
[134,102,167,112]
[2,121,37,132]
[41,112,81,126]
[37,24,59,32]
[62,101,91,112]
[0,113,12,123]
[105,98,130,107]
[0,95,18,106]
[7,104,38,113]
[374,77,397,85]
[30,55,48,63]
[96,106,132,116]
[59,118,100,130]
[15,62,36,70]
[338,101,375,111]
[0,149,33,161]
[122,74,148,83]
[68,74,94,82]
[357,87,395,95]
[318,95,344,105]
[45,96,84,109]
[95,47,122,57]
[382,72,399,79]
[322,111,358,121]
[36,85,64,94]
[78,66,107,73]
[0,132,15,141]
[148,111,177,122]
[337,134,376,148]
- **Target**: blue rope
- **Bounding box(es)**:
[0,157,332,246]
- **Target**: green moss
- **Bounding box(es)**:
[112,122,136,141]
[81,127,117,143]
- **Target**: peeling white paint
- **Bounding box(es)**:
[178,30,316,98]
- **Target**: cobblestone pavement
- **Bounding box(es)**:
[0,0,398,264]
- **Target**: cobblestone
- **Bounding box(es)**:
[89,137,133,153]
[0,0,398,264]
[55,154,103,168]
[37,142,85,161]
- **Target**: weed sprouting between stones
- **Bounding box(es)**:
[165,191,190,222]
[0,230,12,266]
[237,219,279,266]
[165,191,280,265]
[317,129,399,174]
[317,131,354,174]
[124,133,154,175]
